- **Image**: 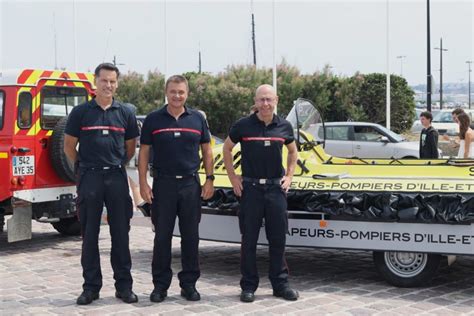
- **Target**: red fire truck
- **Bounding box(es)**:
[0,69,95,242]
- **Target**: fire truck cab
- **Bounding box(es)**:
[0,69,95,242]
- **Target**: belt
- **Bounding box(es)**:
[81,165,123,171]
[242,177,282,185]
[152,168,196,179]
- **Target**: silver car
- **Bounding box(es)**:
[308,122,425,159]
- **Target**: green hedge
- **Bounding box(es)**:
[116,63,415,136]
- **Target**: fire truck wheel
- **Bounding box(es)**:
[373,251,441,287]
[50,116,75,182]
[52,217,81,236]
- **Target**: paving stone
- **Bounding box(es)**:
[342,289,373,296]
[332,299,366,309]
[409,301,443,311]
[0,301,27,310]
[184,304,217,313]
[366,303,396,311]
[424,308,466,316]
[1,219,474,315]
[373,312,400,316]
[292,310,327,316]
[318,304,350,313]
[425,297,456,306]
[445,304,474,313]
[460,298,474,306]
[346,307,377,315]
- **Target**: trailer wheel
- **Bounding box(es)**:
[52,217,81,236]
[373,251,440,287]
[50,116,75,183]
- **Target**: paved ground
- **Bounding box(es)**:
[1,216,474,315]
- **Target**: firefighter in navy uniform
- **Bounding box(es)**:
[138,75,214,303]
[64,63,140,305]
[223,84,299,303]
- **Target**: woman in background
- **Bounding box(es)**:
[457,112,474,159]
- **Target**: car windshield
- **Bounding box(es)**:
[433,111,453,123]
[376,125,405,142]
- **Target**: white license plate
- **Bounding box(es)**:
[12,155,35,176]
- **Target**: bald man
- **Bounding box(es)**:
[223,84,299,302]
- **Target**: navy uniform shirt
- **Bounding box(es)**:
[229,112,295,179]
[65,98,140,168]
[140,105,211,175]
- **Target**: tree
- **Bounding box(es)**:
[116,67,416,135]
[115,71,144,109]
[140,70,165,114]
[354,73,415,133]
[116,70,165,115]
[186,71,254,137]
[275,61,305,115]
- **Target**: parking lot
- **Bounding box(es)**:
[1,216,474,315]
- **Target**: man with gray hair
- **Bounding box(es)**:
[223,84,299,302]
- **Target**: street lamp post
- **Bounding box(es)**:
[426,0,432,112]
[251,0,257,66]
[434,38,448,109]
[467,61,473,109]
[396,55,406,77]
[198,42,202,74]
[386,0,390,130]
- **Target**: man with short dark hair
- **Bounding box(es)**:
[139,75,214,303]
[419,111,439,159]
[64,62,140,305]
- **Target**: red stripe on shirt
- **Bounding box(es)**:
[242,137,285,143]
[81,126,125,132]
[152,128,202,135]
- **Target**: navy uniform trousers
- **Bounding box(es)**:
[151,175,202,291]
[239,182,289,292]
[77,167,133,293]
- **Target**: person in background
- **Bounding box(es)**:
[443,108,474,149]
[122,103,147,215]
[457,112,474,158]
[419,111,439,159]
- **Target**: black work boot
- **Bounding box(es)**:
[76,290,99,305]
[180,285,201,301]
